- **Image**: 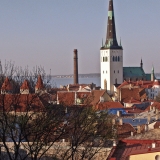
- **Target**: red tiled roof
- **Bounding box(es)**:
[154,121,160,129]
[96,102,124,110]
[121,88,147,103]
[76,92,90,99]
[117,81,129,89]
[125,107,144,113]
[117,123,136,139]
[118,80,155,89]
[151,102,160,110]
[57,92,75,106]
[20,80,29,90]
[1,77,12,91]
[107,139,160,160]
[89,90,107,106]
[35,75,44,89]
[0,94,45,112]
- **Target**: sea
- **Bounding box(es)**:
[50,77,100,88]
[49,73,160,88]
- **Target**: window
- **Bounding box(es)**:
[103,71,104,73]
[115,56,117,61]
[118,56,120,61]
[106,71,107,73]
[104,57,108,62]
[114,70,115,73]
[118,70,119,73]
[113,56,114,61]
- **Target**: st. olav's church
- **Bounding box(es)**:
[100,0,154,95]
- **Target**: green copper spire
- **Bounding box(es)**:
[151,65,155,81]
[152,65,154,73]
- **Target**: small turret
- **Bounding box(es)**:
[35,75,44,93]
[20,80,30,94]
[1,77,12,94]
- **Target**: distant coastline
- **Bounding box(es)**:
[52,73,100,78]
[52,73,160,79]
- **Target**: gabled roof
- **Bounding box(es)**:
[1,77,12,91]
[121,88,147,103]
[20,80,29,90]
[123,67,146,78]
[96,102,124,110]
[35,75,44,89]
[57,91,75,106]
[89,90,110,106]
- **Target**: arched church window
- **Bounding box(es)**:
[103,57,104,62]
[115,56,117,61]
[114,70,115,73]
[118,70,119,73]
[118,56,120,61]
[113,56,114,61]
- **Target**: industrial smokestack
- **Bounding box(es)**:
[73,49,78,84]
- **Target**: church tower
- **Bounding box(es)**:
[100,0,123,94]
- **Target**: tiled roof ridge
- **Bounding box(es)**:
[35,75,44,89]
[122,139,160,143]
[20,80,29,90]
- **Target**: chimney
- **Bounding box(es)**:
[150,106,152,111]
[117,111,122,117]
[119,118,123,125]
[152,142,156,148]
[147,115,151,124]
[73,49,78,84]
[145,124,148,132]
[137,125,141,134]
[131,131,134,137]
[112,119,116,125]
[113,140,117,147]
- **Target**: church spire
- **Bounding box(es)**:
[140,58,143,68]
[151,65,155,81]
[105,0,120,49]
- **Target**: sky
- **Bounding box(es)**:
[0,0,160,75]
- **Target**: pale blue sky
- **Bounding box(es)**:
[0,0,159,75]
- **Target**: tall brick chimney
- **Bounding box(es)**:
[73,49,78,84]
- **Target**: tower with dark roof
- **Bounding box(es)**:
[100,0,123,94]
